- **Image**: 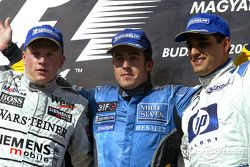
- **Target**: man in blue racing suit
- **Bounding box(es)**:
[1,18,197,167]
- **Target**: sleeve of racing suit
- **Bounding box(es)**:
[78,88,98,167]
[240,61,250,164]
[173,85,200,167]
[67,105,93,167]
[2,42,24,73]
[173,85,198,133]
[180,133,190,167]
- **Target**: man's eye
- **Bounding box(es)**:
[187,45,192,50]
[199,43,209,48]
[114,57,123,62]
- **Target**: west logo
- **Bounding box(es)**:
[51,95,75,109]
[0,92,25,108]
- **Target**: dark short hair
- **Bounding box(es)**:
[213,33,226,43]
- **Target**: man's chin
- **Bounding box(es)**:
[119,82,136,90]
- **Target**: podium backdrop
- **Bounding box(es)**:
[0,0,249,88]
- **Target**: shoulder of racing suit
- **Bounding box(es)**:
[2,42,24,73]
[236,60,250,77]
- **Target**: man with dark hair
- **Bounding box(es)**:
[80,28,197,167]
[0,18,92,167]
[175,13,250,166]
[0,18,197,166]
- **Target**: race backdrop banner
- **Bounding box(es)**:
[0,0,249,88]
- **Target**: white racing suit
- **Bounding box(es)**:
[0,68,92,167]
[181,59,250,167]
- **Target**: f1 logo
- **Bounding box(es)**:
[188,103,219,143]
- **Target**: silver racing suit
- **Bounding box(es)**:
[0,68,92,167]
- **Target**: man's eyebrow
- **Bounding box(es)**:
[186,36,210,45]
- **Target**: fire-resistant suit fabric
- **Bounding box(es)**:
[3,43,198,167]
[0,68,92,167]
[181,59,250,167]
[80,84,197,167]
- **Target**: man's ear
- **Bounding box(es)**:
[224,37,231,53]
[22,51,26,64]
[146,60,153,72]
[59,55,65,68]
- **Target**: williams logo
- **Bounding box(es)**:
[48,106,72,122]
[0,92,25,108]
[188,103,218,143]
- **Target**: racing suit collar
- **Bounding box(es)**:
[22,73,57,93]
[119,79,153,99]
[199,58,235,88]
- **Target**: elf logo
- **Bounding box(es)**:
[97,102,117,112]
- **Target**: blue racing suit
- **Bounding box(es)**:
[79,81,197,167]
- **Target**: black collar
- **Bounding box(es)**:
[119,79,153,100]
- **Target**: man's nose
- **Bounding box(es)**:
[122,59,130,68]
[189,47,200,55]
[38,56,47,64]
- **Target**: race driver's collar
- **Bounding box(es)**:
[199,58,235,88]
[22,73,57,93]
[119,78,153,100]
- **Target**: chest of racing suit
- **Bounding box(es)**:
[181,60,250,167]
[80,84,196,167]
[0,70,92,167]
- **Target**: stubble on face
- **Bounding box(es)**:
[112,46,152,90]
[186,34,229,76]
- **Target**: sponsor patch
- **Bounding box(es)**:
[187,17,210,27]
[206,79,232,94]
[47,106,72,122]
[32,27,61,38]
[2,83,19,93]
[176,87,188,95]
[51,95,76,110]
[188,103,218,143]
[97,102,117,112]
[135,124,167,133]
[113,32,141,43]
[95,115,115,123]
[97,123,114,133]
[0,92,25,108]
[137,103,168,123]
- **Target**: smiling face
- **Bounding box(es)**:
[22,38,65,85]
[112,45,153,90]
[186,34,231,76]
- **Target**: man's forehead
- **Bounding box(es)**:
[186,34,214,43]
[28,38,60,48]
[111,46,143,55]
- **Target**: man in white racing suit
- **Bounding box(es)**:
[0,19,92,167]
[175,13,250,166]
